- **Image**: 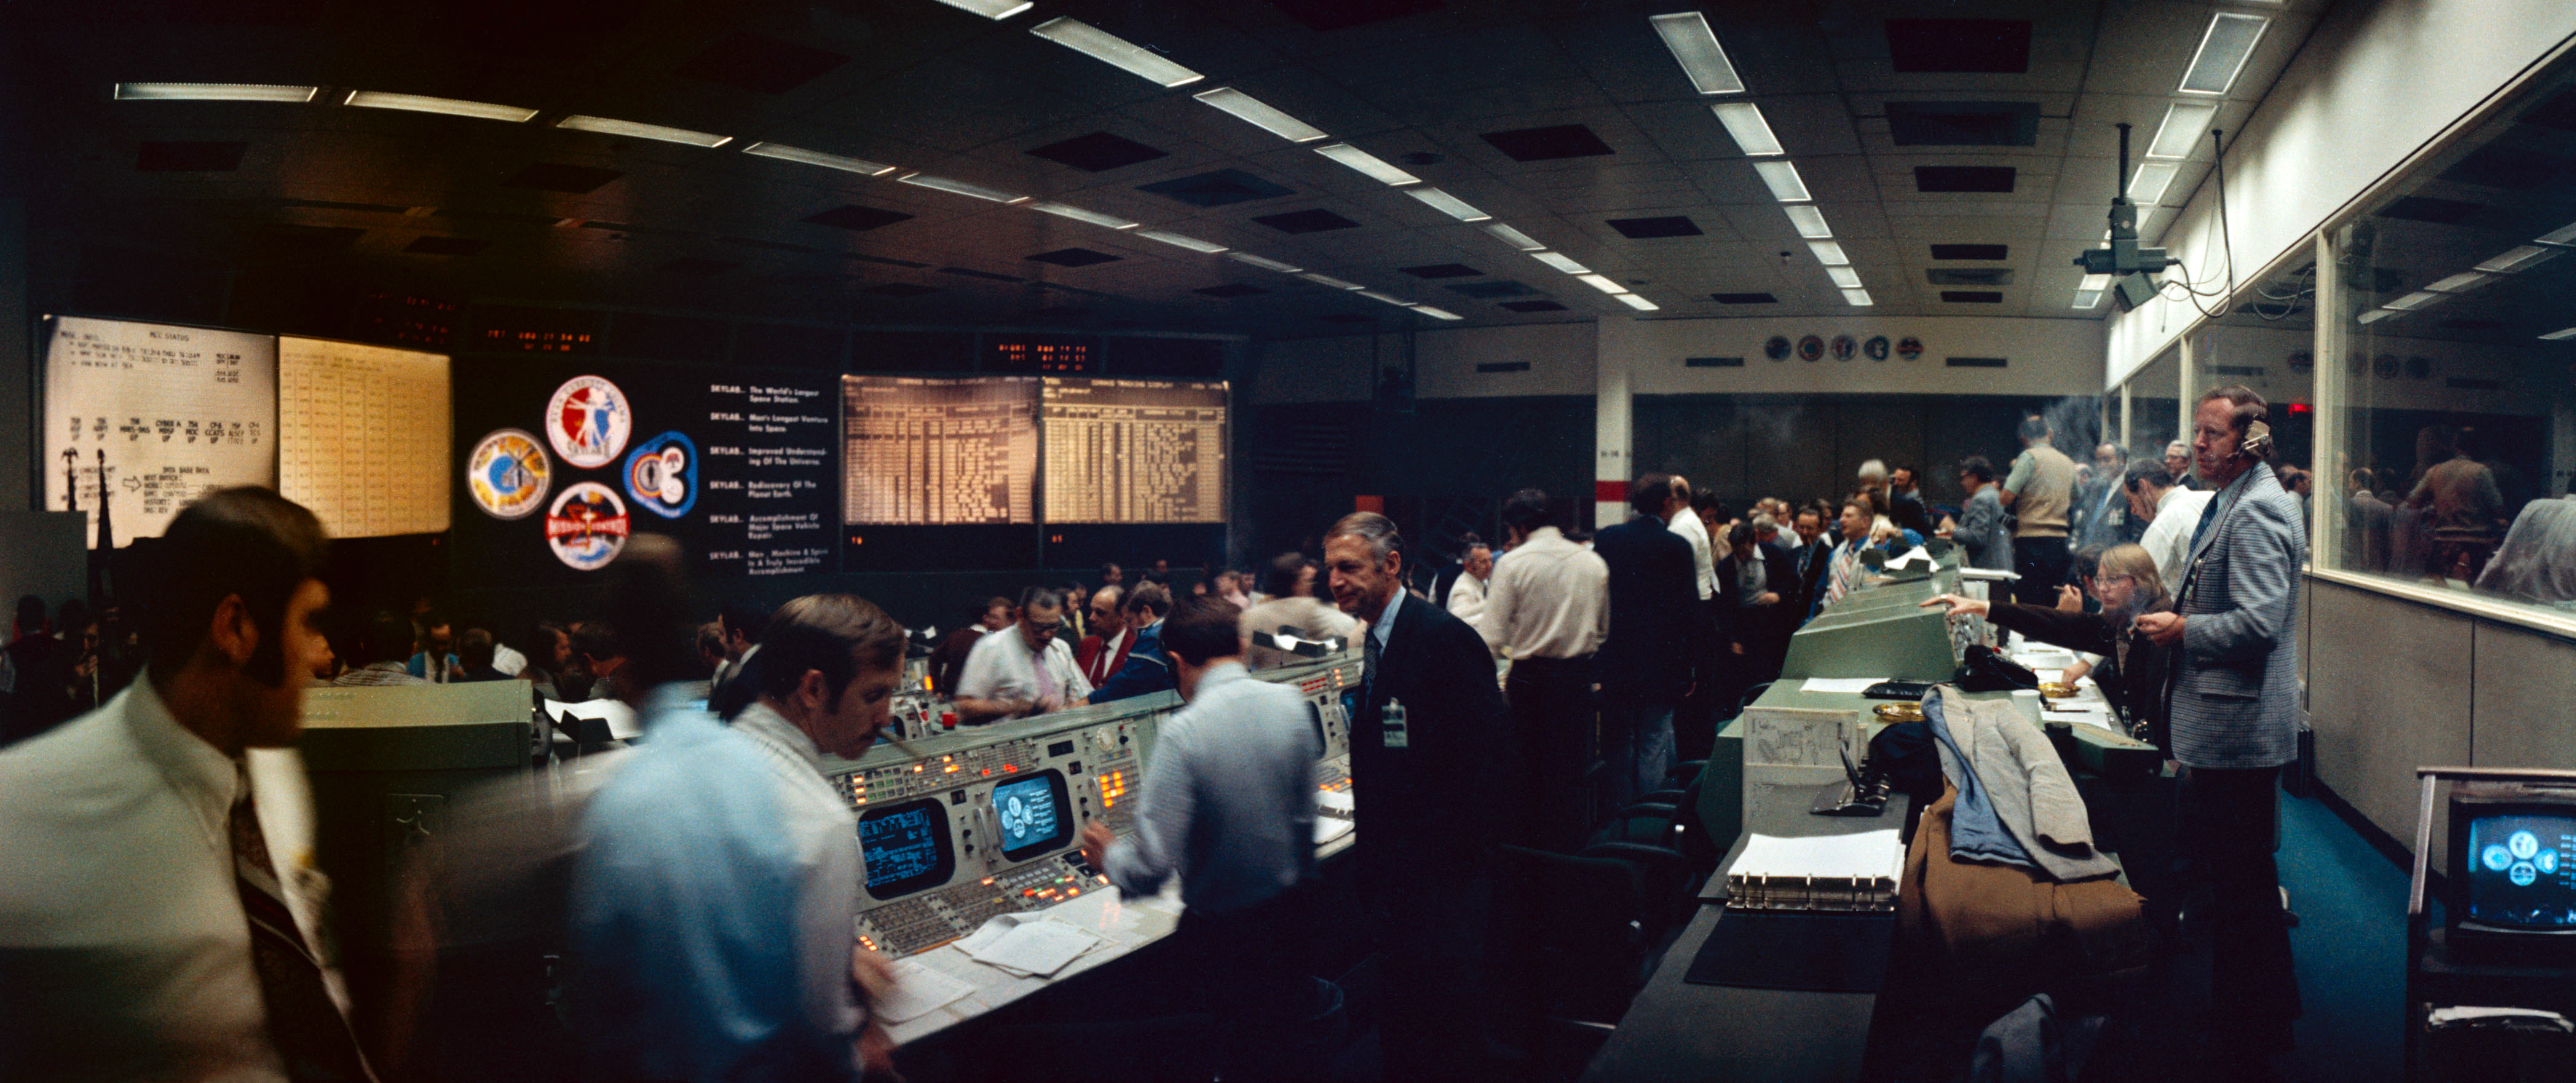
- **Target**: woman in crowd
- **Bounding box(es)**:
[1919,542,2175,748]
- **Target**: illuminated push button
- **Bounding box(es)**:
[2544,850,2561,875]
[2512,830,2542,860]
[2485,845,2513,872]
[2513,862,2540,887]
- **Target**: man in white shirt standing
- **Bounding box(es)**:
[952,587,1092,724]
[0,487,371,1083]
[1444,540,1495,625]
[1477,489,1610,852]
[2127,458,2214,597]
[1665,474,1716,603]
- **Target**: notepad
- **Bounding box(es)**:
[1725,830,1904,912]
[957,914,1102,978]
[874,959,976,1023]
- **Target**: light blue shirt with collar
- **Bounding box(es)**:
[1102,661,1320,914]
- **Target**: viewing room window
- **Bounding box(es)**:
[2313,57,2576,627]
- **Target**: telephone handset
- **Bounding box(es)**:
[2237,418,2274,462]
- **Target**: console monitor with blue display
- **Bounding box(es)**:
[2449,783,2576,941]
[994,770,1072,863]
[858,798,956,901]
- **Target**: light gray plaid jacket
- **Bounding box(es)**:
[2168,462,2305,771]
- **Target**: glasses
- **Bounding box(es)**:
[1027,619,1065,634]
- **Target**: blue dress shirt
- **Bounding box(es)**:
[1102,661,1321,914]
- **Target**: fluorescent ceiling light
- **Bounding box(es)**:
[1648,11,1745,94]
[2128,161,2181,205]
[116,82,317,102]
[2357,308,2398,324]
[1313,143,1420,186]
[1573,273,1629,295]
[1027,202,1138,229]
[1299,272,1364,290]
[1807,240,1849,266]
[1784,205,1832,239]
[2535,221,2576,247]
[2476,245,2559,272]
[1842,288,1875,306]
[2079,273,2113,291]
[1131,229,1227,253]
[1029,17,1203,87]
[556,115,729,147]
[2179,13,2270,96]
[896,172,1028,203]
[1482,223,1546,251]
[1404,187,1491,221]
[343,90,537,122]
[1826,266,1863,288]
[1614,293,1661,311]
[2540,327,2576,341]
[1357,290,1412,306]
[2425,271,2492,293]
[742,142,897,176]
[1710,101,1783,156]
[1531,252,1592,274]
[2384,290,2444,311]
[929,0,1033,18]
[1192,87,1327,143]
[1227,252,1303,273]
[1411,305,1464,320]
[1753,159,1812,202]
[2144,101,2219,160]
[2072,290,2106,309]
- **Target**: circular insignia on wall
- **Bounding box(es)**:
[2286,351,2314,374]
[1764,335,1792,361]
[1864,335,1891,361]
[2374,354,2401,380]
[2405,355,2432,380]
[465,429,551,520]
[622,430,698,518]
[546,482,631,571]
[1831,335,1858,361]
[546,375,633,469]
[1797,335,1825,362]
[1897,336,1924,361]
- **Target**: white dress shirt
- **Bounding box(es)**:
[1445,571,1488,625]
[955,627,1095,721]
[2139,486,2216,597]
[1476,527,1611,661]
[1668,509,1715,600]
[0,676,351,1083]
[1102,662,1319,914]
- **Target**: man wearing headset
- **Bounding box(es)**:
[2136,384,2302,1069]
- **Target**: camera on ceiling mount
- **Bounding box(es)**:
[2073,122,2175,312]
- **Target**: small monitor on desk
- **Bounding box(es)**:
[995,770,1073,862]
[859,799,956,900]
[2450,783,2576,942]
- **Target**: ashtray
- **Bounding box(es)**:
[1873,702,1925,723]
[2039,682,2080,699]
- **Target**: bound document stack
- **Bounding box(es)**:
[1724,830,1905,913]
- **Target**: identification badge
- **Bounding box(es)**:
[1382,697,1410,748]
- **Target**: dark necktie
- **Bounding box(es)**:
[2189,493,2224,556]
[232,769,374,1082]
[1362,613,1384,710]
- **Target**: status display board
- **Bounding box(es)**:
[44,316,279,546]
[454,359,836,579]
[840,376,1038,526]
[278,336,452,539]
[1041,378,1227,524]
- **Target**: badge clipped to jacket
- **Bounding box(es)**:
[1381,697,1410,748]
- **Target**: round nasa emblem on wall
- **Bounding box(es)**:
[1831,335,1858,361]
[622,430,698,518]
[465,429,551,520]
[1897,336,1924,361]
[545,482,631,571]
[546,375,633,469]
[1797,335,1825,362]
[1764,335,1792,361]
[1865,335,1891,361]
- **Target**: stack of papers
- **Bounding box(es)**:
[1731,830,1903,883]
[1314,789,1356,844]
[955,914,1105,978]
[1801,677,1887,695]
[874,959,976,1023]
[542,697,639,740]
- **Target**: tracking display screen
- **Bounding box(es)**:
[858,799,954,900]
[2463,814,2576,929]
[994,771,1071,862]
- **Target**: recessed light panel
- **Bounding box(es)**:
[116,82,317,102]
[1531,252,1592,274]
[1027,202,1139,230]
[2383,290,2444,311]
[1647,12,1745,94]
[2476,245,2559,272]
[1710,101,1782,156]
[1299,272,1364,290]
[2179,13,2270,96]
[1614,293,1661,311]
[743,142,897,175]
[1842,288,1875,306]
[1784,205,1832,239]
[929,0,1034,19]
[898,173,1029,203]
[1807,240,1849,265]
[1131,229,1228,253]
[1413,306,1465,320]
[344,91,537,122]
[557,115,730,147]
[1029,17,1204,87]
[1754,160,1812,202]
[2128,162,2181,204]
[2146,101,2219,159]
[1313,143,1420,186]
[1192,87,1329,143]
[1573,273,1629,295]
[2072,290,2105,309]
[1482,223,1546,251]
[1227,252,1303,273]
[2539,327,2576,341]
[1826,266,1862,288]
[2426,271,2492,293]
[1404,187,1491,221]
[1357,290,1412,306]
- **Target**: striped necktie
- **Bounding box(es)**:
[232,768,374,1082]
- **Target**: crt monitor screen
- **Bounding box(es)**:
[2455,803,2576,932]
[858,798,955,901]
[994,770,1072,862]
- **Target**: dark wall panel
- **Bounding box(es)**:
[1635,393,2071,513]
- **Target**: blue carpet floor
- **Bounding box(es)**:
[2278,790,2413,1083]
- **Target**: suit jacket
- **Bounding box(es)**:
[1590,515,1697,706]
[1781,541,1833,623]
[1715,548,1803,649]
[1074,628,1136,688]
[1347,593,1512,894]
[2167,463,2305,771]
